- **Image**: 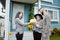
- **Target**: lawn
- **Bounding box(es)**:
[50,35,60,40]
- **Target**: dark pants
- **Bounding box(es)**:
[16,32,23,40]
[33,31,42,40]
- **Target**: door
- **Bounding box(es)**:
[12,3,24,29]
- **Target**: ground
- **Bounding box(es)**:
[0,31,60,40]
[8,31,33,40]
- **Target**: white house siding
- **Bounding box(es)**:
[0,2,3,14]
[0,2,5,37]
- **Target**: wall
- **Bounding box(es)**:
[41,0,60,28]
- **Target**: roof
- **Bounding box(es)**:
[12,0,38,4]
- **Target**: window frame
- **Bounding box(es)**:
[42,0,53,3]
[44,8,59,22]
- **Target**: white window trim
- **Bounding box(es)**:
[42,0,53,3]
[41,4,60,8]
[44,8,59,22]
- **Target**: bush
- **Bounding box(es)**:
[0,37,3,40]
[51,28,60,36]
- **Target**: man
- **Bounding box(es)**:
[39,8,51,40]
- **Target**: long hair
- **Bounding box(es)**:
[15,12,23,19]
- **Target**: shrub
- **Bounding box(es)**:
[0,37,3,40]
[51,28,60,36]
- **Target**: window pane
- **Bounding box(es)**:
[53,11,57,20]
[48,10,53,19]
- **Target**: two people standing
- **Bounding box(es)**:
[15,8,50,40]
[32,8,50,40]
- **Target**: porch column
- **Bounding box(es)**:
[38,0,41,9]
[4,0,10,40]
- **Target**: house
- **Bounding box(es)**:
[34,0,60,29]
[0,0,60,40]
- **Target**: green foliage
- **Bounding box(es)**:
[50,35,60,40]
[53,28,57,32]
[28,4,35,22]
[0,38,3,40]
[51,28,60,36]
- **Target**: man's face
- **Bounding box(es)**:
[39,9,44,15]
[40,9,43,13]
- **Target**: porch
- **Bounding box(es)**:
[3,0,41,40]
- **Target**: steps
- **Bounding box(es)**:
[23,31,33,40]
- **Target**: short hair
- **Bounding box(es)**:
[34,14,43,19]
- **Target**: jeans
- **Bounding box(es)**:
[16,32,23,40]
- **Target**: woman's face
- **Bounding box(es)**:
[36,16,41,21]
[19,13,23,19]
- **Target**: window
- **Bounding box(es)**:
[42,0,53,3]
[53,11,58,20]
[45,9,59,22]
[48,10,53,19]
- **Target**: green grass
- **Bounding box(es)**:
[0,38,3,40]
[50,35,60,40]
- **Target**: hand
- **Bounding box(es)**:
[43,33,47,38]
[30,22,36,25]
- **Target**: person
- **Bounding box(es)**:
[15,12,31,40]
[32,14,43,40]
[39,8,50,40]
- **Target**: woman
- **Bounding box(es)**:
[15,12,30,40]
[32,14,43,40]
